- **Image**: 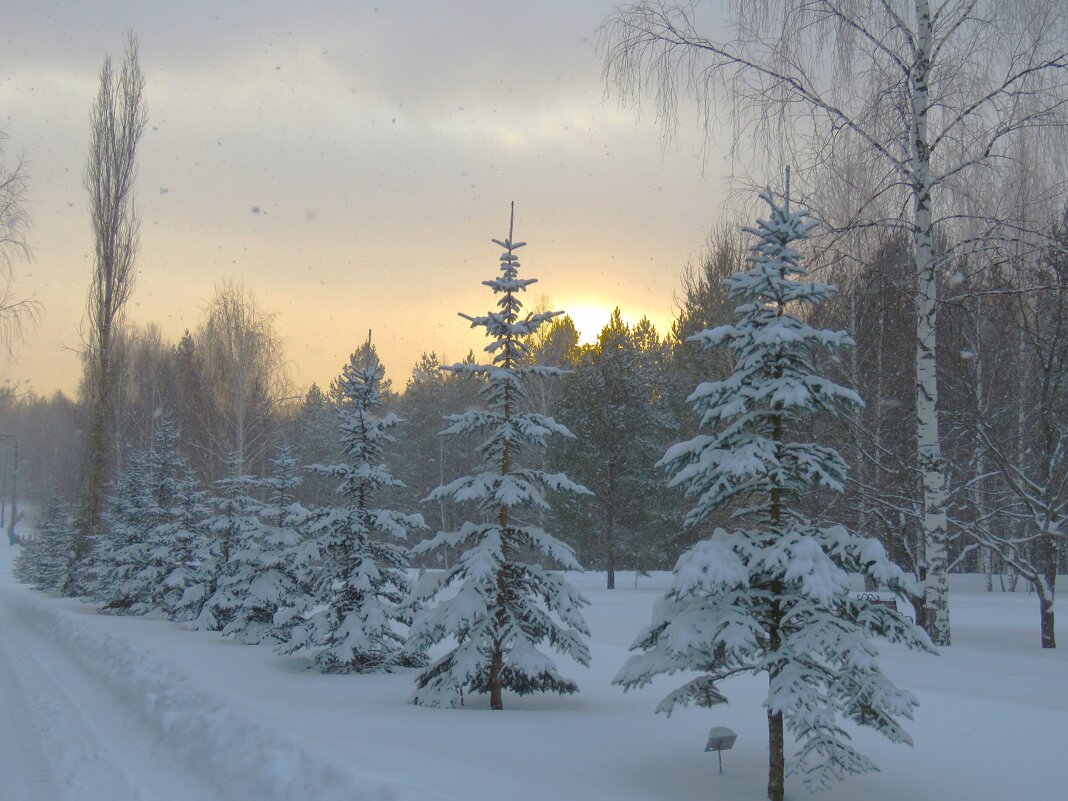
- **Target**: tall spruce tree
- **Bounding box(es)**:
[277,340,424,672]
[614,187,930,801]
[408,205,592,709]
[552,309,674,586]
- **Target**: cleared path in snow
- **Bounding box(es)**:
[0,593,222,801]
[0,557,422,801]
[0,619,62,801]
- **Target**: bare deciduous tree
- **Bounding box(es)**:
[599,0,1068,646]
[671,223,746,392]
[0,133,39,349]
[198,281,288,479]
[959,211,1068,648]
[80,32,147,551]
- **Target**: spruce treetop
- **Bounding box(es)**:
[664,189,863,529]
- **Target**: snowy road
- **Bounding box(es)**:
[0,591,222,801]
[0,578,414,801]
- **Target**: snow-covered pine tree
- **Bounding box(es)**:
[408,205,592,709]
[195,458,264,632]
[85,446,158,610]
[124,419,210,620]
[12,526,41,585]
[220,446,307,645]
[14,496,77,594]
[614,186,931,801]
[277,340,425,672]
[158,480,213,622]
[552,309,676,587]
[259,445,302,526]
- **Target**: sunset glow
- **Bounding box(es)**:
[561,303,632,345]
[0,1,721,397]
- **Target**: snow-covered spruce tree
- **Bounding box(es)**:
[14,496,78,594]
[83,419,209,618]
[128,419,210,620]
[84,445,158,610]
[259,445,303,526]
[408,205,592,709]
[158,485,213,622]
[614,188,931,801]
[12,528,43,585]
[219,447,307,645]
[277,341,425,672]
[194,459,264,632]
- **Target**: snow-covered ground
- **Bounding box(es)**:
[0,546,1064,801]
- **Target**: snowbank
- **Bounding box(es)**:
[3,587,435,801]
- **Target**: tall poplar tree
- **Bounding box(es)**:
[81,32,147,555]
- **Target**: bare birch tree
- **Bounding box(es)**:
[198,281,288,480]
[958,209,1068,648]
[599,0,1068,645]
[80,32,147,553]
[0,134,39,349]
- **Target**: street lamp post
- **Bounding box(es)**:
[0,434,17,544]
[10,438,18,544]
[0,450,7,528]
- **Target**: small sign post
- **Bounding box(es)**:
[704,726,738,774]
[850,591,899,611]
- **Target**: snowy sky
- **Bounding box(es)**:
[2,0,730,396]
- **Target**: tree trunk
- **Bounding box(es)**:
[489,640,504,709]
[490,529,509,709]
[911,0,951,646]
[491,309,514,711]
[1036,537,1057,649]
[767,575,785,801]
[80,338,114,554]
[606,511,616,590]
[1039,584,1056,649]
[490,558,508,709]
[969,305,995,595]
[768,398,785,801]
[768,577,785,801]
[768,705,785,801]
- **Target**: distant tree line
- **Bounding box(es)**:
[6,206,1066,607]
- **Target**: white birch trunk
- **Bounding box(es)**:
[912,0,951,646]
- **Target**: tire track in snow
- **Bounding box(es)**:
[0,634,63,801]
[0,597,221,801]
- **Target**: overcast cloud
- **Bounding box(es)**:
[2,0,730,395]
